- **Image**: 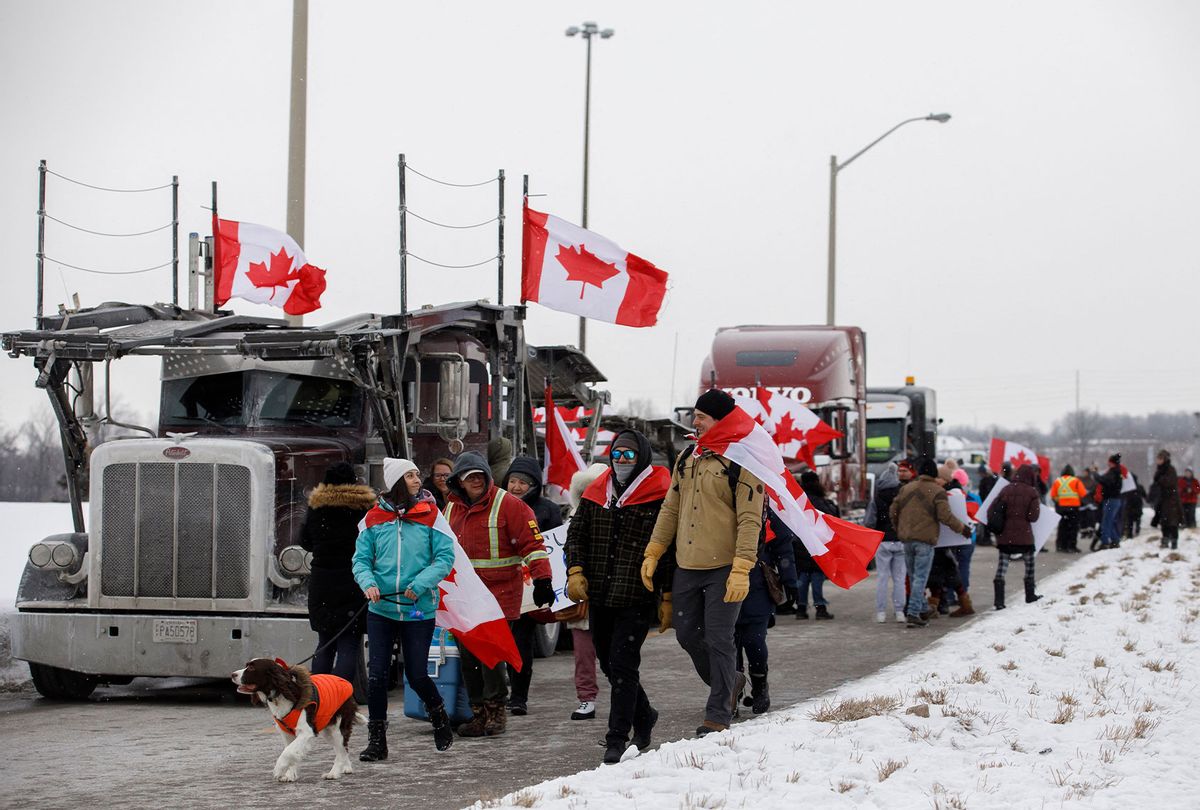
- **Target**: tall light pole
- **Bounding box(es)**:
[285,0,308,327]
[566,21,614,353]
[826,112,950,326]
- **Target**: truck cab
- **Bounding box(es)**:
[866,383,939,476]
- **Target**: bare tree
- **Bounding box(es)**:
[1059,409,1105,468]
[623,397,659,419]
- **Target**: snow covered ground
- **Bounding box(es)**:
[476,531,1200,809]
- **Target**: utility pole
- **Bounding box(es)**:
[285,0,308,327]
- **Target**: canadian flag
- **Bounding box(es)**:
[988,437,1051,483]
[213,217,326,315]
[696,404,882,589]
[362,502,520,670]
[733,388,844,468]
[522,205,668,327]
[542,387,587,499]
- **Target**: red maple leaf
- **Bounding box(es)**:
[246,247,300,290]
[1010,450,1033,467]
[555,243,620,299]
[772,411,807,448]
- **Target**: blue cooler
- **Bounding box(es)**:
[403,626,473,723]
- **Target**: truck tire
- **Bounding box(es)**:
[29,663,98,700]
[532,621,560,658]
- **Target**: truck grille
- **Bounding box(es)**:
[100,462,251,599]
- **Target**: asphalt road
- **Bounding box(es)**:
[0,545,1083,810]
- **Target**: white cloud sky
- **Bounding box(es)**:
[1,1,1197,432]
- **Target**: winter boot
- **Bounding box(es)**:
[484,699,507,736]
[923,595,940,620]
[814,605,834,620]
[456,704,489,737]
[428,701,453,752]
[359,719,388,762]
[949,589,975,617]
[630,706,659,751]
[603,740,627,764]
[795,604,809,620]
[748,671,770,714]
[993,579,1006,611]
[1024,579,1042,604]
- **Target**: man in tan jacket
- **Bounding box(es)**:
[889,457,971,627]
[642,389,764,737]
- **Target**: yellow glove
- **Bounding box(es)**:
[723,557,755,603]
[657,593,673,633]
[566,566,589,602]
[641,541,669,591]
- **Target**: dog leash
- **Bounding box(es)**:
[289,591,420,669]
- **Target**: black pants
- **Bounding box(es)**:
[734,615,769,675]
[366,612,440,722]
[591,603,654,747]
[1184,503,1196,529]
[507,615,537,704]
[1055,506,1079,551]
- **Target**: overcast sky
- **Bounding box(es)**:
[2,1,1197,434]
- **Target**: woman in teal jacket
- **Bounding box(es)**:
[353,457,456,759]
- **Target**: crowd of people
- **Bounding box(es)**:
[296,389,1193,765]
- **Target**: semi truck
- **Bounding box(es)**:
[866,380,939,474]
[697,325,869,515]
[3,298,606,699]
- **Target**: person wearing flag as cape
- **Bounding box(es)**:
[352,458,457,760]
[444,451,555,738]
[565,429,675,763]
[643,389,765,737]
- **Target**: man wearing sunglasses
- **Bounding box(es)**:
[643,389,765,738]
[565,430,673,763]
[444,451,554,738]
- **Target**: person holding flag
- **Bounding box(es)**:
[643,389,765,738]
[444,452,555,738]
[352,458,457,760]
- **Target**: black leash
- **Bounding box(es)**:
[290,591,416,669]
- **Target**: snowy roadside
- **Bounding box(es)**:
[475,531,1200,809]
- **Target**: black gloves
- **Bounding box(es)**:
[532,578,555,608]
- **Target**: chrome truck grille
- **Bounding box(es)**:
[99,462,251,599]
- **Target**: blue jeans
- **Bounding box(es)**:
[951,543,975,593]
[1101,499,1123,546]
[903,541,935,616]
[366,611,440,722]
[796,570,828,607]
[311,629,362,683]
[875,541,907,614]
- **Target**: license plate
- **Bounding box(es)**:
[152,619,197,644]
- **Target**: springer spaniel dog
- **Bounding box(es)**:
[232,657,365,782]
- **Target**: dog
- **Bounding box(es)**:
[232,657,366,782]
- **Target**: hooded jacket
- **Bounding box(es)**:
[501,455,563,531]
[1151,461,1182,527]
[299,483,377,635]
[989,464,1042,549]
[444,451,551,619]
[890,475,967,545]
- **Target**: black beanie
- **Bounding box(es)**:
[695,389,736,421]
[918,458,939,478]
[323,461,357,485]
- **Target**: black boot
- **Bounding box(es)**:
[814,605,834,620]
[630,706,659,751]
[795,605,809,620]
[1024,579,1042,604]
[749,671,770,714]
[603,739,627,764]
[993,579,1006,611]
[428,702,453,752]
[359,719,388,762]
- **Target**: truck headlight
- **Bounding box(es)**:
[278,545,312,576]
[30,540,79,570]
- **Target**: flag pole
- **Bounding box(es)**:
[208,181,219,313]
[398,153,408,315]
[497,169,505,306]
[520,174,529,306]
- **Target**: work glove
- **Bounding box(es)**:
[641,541,669,591]
[566,566,589,602]
[532,577,555,608]
[657,593,673,633]
[723,557,755,603]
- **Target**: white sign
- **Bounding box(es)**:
[519,523,573,614]
[937,489,974,548]
[976,476,1061,553]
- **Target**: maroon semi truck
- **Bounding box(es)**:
[698,324,869,516]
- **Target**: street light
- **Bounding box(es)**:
[566,21,614,353]
[826,113,951,326]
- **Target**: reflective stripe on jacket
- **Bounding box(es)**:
[1051,475,1087,507]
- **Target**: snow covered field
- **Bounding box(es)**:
[478,531,1200,809]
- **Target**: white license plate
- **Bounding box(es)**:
[152,619,197,644]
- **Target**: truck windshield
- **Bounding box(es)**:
[866,418,905,463]
[162,371,362,428]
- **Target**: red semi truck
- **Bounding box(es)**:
[698,325,869,516]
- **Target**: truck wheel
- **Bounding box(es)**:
[532,621,560,658]
[29,663,98,700]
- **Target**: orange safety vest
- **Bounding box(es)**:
[1051,476,1086,507]
[275,674,354,735]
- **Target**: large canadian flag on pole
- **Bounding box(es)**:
[522,205,668,327]
[696,404,882,589]
[988,437,1051,483]
[363,502,521,670]
[541,386,587,499]
[733,388,844,468]
[213,217,327,315]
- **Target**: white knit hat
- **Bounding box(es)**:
[382,457,419,490]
